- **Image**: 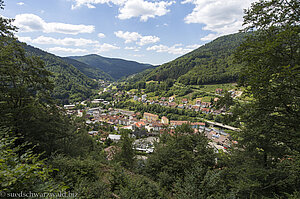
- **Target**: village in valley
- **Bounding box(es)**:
[64,81,242,157]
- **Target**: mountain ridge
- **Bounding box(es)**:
[61,56,113,81]
[144,32,247,85]
[23,44,98,104]
[69,54,154,80]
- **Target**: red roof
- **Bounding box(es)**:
[201,108,211,112]
[144,112,159,118]
[168,102,177,106]
[135,121,145,128]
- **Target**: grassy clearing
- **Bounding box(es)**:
[129,89,138,93]
[146,80,158,84]
[192,83,237,93]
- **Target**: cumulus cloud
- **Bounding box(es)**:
[114,30,159,46]
[114,31,141,43]
[182,0,256,41]
[18,36,99,46]
[71,0,126,9]
[95,43,120,52]
[137,35,160,46]
[17,2,24,6]
[147,44,192,55]
[18,36,32,43]
[71,0,174,21]
[118,0,174,21]
[48,47,88,53]
[86,3,96,8]
[186,44,201,49]
[97,33,106,38]
[13,14,95,35]
[125,46,141,51]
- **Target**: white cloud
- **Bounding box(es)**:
[132,54,144,57]
[182,0,256,41]
[95,43,120,52]
[48,47,88,53]
[71,0,174,21]
[125,46,141,51]
[18,35,118,54]
[118,0,175,22]
[200,33,220,41]
[86,3,96,8]
[18,36,32,43]
[147,44,192,55]
[17,2,24,6]
[114,30,159,46]
[97,33,106,38]
[13,14,95,35]
[18,36,99,46]
[114,31,141,43]
[186,44,201,49]
[71,0,126,9]
[137,35,160,46]
[14,14,44,32]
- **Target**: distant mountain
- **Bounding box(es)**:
[145,32,247,85]
[69,54,153,80]
[124,67,157,83]
[23,44,98,104]
[61,57,113,81]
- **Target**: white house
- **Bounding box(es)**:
[108,134,121,142]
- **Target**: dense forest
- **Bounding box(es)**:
[123,66,156,83]
[70,54,153,80]
[145,32,247,85]
[24,45,100,104]
[1,0,299,198]
[62,57,113,81]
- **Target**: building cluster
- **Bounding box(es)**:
[62,83,239,154]
[91,98,110,105]
[69,104,234,152]
[132,94,225,115]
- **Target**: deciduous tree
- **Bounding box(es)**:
[230,0,300,197]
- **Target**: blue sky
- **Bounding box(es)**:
[2,0,256,65]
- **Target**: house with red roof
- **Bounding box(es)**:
[143,112,159,122]
[182,98,188,104]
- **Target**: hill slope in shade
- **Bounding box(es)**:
[61,57,113,81]
[69,54,153,80]
[145,32,247,85]
[23,44,98,104]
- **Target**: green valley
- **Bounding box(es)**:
[1,0,299,198]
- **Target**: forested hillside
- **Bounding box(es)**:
[70,54,153,80]
[23,45,99,104]
[62,57,113,81]
[124,67,156,83]
[146,32,247,85]
[1,0,299,198]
